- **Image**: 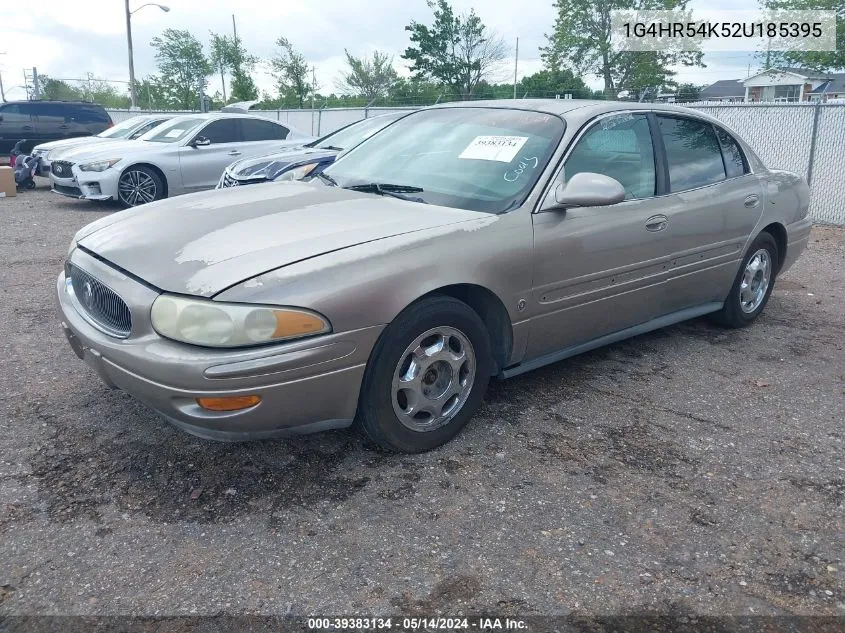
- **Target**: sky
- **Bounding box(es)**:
[0,0,762,103]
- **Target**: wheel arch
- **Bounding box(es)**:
[760,222,787,272]
[120,162,169,199]
[415,283,514,375]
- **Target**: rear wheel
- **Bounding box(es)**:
[117,166,164,208]
[357,296,493,453]
[712,232,779,327]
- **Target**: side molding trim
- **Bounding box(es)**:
[498,302,724,379]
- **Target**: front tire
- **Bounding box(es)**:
[117,166,164,208]
[712,231,779,328]
[357,296,493,453]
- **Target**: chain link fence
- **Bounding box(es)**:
[107,101,845,225]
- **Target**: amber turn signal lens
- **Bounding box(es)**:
[196,395,262,411]
[272,310,327,338]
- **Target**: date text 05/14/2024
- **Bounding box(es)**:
[307,617,528,631]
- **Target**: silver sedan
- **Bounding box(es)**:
[57,100,811,452]
[50,113,311,207]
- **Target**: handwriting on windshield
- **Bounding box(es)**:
[504,156,539,182]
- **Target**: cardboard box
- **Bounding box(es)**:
[0,166,15,198]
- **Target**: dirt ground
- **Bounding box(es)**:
[0,182,843,623]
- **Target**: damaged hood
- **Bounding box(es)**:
[76,181,484,297]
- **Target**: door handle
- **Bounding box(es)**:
[59,124,69,129]
[744,194,760,208]
[22,125,33,131]
[645,215,668,232]
[227,150,242,156]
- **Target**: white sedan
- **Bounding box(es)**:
[50,113,311,207]
[32,115,172,177]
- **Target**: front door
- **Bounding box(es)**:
[526,112,674,359]
[179,118,246,192]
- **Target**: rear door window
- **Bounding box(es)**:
[714,127,748,179]
[240,118,289,141]
[564,113,656,199]
[657,115,726,192]
[30,103,67,123]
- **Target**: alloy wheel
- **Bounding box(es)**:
[118,170,158,206]
[739,248,771,313]
[391,326,476,432]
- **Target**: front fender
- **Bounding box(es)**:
[214,210,534,336]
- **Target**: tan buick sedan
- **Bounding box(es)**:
[57,100,811,453]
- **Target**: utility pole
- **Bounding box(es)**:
[232,14,238,44]
[125,0,136,107]
[513,37,519,99]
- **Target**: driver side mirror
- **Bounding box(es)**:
[190,136,211,148]
[540,172,626,212]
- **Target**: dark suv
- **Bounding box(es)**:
[0,101,113,154]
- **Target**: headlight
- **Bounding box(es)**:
[79,158,121,172]
[273,162,320,182]
[150,295,331,348]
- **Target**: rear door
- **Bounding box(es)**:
[239,118,293,155]
[527,111,675,358]
[652,115,764,314]
[0,103,37,152]
[178,118,243,192]
[30,103,70,143]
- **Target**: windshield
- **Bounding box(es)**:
[139,117,205,143]
[313,114,402,151]
[323,108,564,213]
[96,117,152,139]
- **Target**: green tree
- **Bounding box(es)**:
[760,0,845,71]
[403,0,508,98]
[38,76,83,101]
[209,32,233,102]
[674,82,703,102]
[336,50,398,101]
[518,68,590,98]
[210,31,260,102]
[150,28,211,109]
[542,0,704,97]
[134,76,171,109]
[270,37,311,108]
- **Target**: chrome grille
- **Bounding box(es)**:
[67,263,132,338]
[221,172,240,188]
[51,160,74,178]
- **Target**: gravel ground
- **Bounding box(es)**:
[0,181,843,621]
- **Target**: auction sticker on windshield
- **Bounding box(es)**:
[459,136,528,162]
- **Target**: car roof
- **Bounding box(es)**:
[429,98,719,121]
[3,100,106,107]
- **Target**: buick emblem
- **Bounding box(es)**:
[82,281,95,309]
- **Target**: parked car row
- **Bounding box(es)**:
[56,100,812,453]
[32,110,405,208]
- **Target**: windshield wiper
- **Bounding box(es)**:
[319,145,344,151]
[345,182,426,203]
[316,172,338,186]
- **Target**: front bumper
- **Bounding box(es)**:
[51,164,118,201]
[56,249,382,440]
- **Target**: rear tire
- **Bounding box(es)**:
[357,296,493,453]
[117,166,164,208]
[712,231,779,328]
